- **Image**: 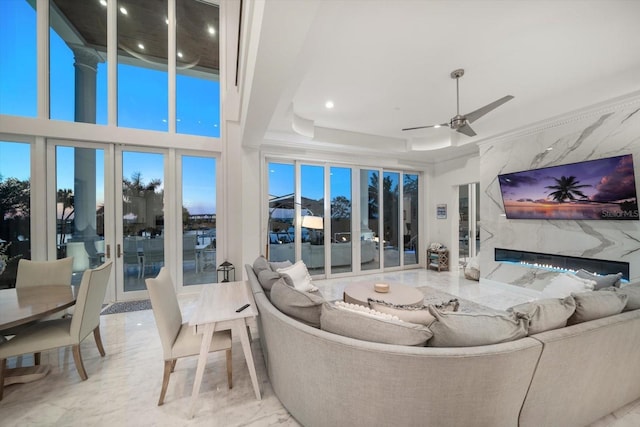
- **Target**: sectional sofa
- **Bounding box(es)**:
[246,263,640,427]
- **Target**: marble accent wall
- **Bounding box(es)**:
[479,98,640,290]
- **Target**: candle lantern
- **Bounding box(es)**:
[217,261,235,283]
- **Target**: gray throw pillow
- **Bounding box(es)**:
[427,306,528,347]
[599,284,640,311]
[270,278,325,328]
[567,291,628,325]
[320,303,432,346]
[508,296,576,335]
[257,269,281,291]
[575,269,623,290]
[252,256,271,275]
[269,260,292,271]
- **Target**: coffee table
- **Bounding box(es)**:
[343,282,424,307]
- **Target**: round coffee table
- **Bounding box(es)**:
[343,282,424,307]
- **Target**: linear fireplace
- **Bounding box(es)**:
[495,248,630,281]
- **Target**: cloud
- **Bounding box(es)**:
[591,156,638,202]
[499,174,538,188]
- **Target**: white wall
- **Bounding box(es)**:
[427,154,480,267]
[479,96,640,289]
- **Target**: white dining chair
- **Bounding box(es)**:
[2,257,75,343]
[0,261,113,401]
[15,257,73,288]
[145,267,232,406]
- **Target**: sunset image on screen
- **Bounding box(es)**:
[498,154,639,220]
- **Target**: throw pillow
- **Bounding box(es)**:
[567,291,628,325]
[320,303,432,346]
[367,298,459,327]
[270,278,325,328]
[508,296,576,335]
[277,260,318,292]
[269,260,293,271]
[252,256,271,275]
[541,273,596,298]
[600,285,640,311]
[619,283,640,311]
[427,306,528,347]
[257,269,280,292]
[575,269,623,289]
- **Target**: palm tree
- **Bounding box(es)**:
[545,176,590,202]
[57,188,74,246]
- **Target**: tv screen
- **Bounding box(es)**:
[498,154,639,220]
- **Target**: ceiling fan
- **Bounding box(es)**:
[402,68,514,137]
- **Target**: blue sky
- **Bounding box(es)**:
[0,0,219,215]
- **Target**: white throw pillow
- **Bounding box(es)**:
[276,260,318,292]
[541,273,596,298]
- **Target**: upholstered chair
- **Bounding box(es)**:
[0,262,113,401]
[2,257,75,342]
[145,267,232,406]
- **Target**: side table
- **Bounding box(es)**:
[426,249,449,272]
[188,280,260,418]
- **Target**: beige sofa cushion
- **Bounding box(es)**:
[567,291,628,325]
[601,283,640,311]
[427,306,528,347]
[320,303,432,346]
[508,296,576,335]
[270,278,325,328]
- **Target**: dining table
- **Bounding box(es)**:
[0,284,78,385]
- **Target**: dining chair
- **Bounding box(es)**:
[2,257,75,341]
[141,238,164,277]
[0,261,113,401]
[15,257,74,288]
[145,267,232,406]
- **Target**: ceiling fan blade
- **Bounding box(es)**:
[457,123,477,137]
[402,123,449,131]
[465,95,514,124]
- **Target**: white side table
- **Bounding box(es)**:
[188,280,260,418]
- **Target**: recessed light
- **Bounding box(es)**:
[177,51,183,58]
[165,17,169,24]
[434,125,441,128]
[208,26,216,35]
[119,6,127,15]
[137,43,144,50]
[99,0,107,6]
[325,100,334,109]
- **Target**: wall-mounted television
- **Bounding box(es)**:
[498,154,639,220]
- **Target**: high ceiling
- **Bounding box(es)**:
[242,0,640,162]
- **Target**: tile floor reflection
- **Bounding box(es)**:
[1,267,638,426]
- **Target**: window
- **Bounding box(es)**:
[49,0,107,124]
[0,1,37,117]
[0,141,31,288]
[330,167,352,274]
[176,0,220,137]
[117,0,168,131]
[182,155,216,285]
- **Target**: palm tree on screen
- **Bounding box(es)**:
[545,176,590,202]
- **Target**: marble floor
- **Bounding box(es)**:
[1,267,639,426]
